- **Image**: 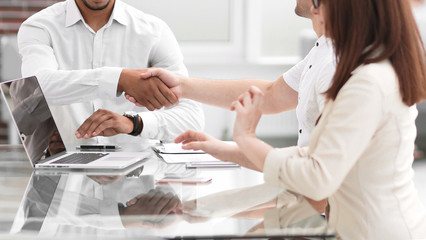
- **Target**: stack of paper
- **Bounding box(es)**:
[153,143,239,167]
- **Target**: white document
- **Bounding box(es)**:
[153,143,204,154]
[156,142,238,165]
[159,153,219,164]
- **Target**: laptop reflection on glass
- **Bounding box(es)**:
[0,76,148,169]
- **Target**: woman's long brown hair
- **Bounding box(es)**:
[323,0,426,106]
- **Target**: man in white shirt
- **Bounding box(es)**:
[17,0,204,147]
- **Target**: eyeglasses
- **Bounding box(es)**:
[312,0,320,9]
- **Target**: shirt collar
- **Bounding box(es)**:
[111,0,129,26]
[316,35,328,46]
[65,0,129,28]
[65,0,82,27]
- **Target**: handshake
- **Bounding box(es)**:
[118,68,182,111]
[76,66,266,140]
[75,68,184,139]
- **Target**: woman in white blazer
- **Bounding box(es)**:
[175,0,426,238]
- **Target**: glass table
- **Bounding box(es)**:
[0,144,336,239]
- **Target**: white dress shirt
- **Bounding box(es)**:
[17,0,204,147]
[264,60,426,239]
[284,36,335,147]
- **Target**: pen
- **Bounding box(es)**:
[79,145,117,150]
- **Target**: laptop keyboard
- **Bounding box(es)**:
[51,153,109,164]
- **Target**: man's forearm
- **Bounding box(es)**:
[33,67,122,105]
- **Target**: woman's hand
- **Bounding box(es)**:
[230,86,271,171]
[174,130,242,163]
[230,86,264,141]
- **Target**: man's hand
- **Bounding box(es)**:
[120,189,182,217]
[120,189,182,229]
[75,109,134,139]
[125,68,182,107]
[48,130,66,155]
[118,69,179,111]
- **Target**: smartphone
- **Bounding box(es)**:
[156,177,212,184]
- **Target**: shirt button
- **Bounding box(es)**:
[309,65,312,69]
[299,129,302,134]
[316,42,319,47]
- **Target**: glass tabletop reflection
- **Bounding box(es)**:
[0,145,335,239]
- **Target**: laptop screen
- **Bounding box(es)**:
[0,76,66,166]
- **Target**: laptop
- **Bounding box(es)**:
[0,76,149,169]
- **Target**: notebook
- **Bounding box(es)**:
[0,76,149,169]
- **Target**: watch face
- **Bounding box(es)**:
[124,111,137,117]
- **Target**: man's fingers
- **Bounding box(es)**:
[92,120,115,137]
[159,194,181,215]
[153,84,173,108]
[150,77,178,108]
[125,93,137,103]
[153,193,175,215]
[87,116,112,137]
[139,98,155,111]
[124,72,179,109]
[158,83,178,106]
[145,189,160,202]
[145,98,160,111]
[75,111,103,139]
[126,193,144,206]
[126,78,161,110]
[48,130,61,143]
[81,111,112,138]
[142,80,164,110]
[148,191,166,208]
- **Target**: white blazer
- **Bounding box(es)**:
[264,60,426,239]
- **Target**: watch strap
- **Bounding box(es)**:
[124,113,140,136]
